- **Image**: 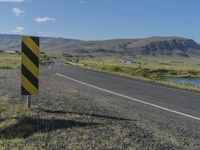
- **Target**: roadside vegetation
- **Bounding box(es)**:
[79,55,200,91]
[0,53,20,69]
[0,52,53,70]
[1,52,200,91]
[40,53,52,65]
[0,92,28,149]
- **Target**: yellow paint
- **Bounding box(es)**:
[21,75,38,95]
[22,53,39,79]
[22,36,39,58]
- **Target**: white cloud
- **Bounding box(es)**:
[0,0,24,2]
[11,26,24,33]
[35,17,55,23]
[12,8,25,16]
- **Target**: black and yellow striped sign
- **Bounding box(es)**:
[21,36,39,95]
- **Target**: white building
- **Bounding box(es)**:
[4,51,16,54]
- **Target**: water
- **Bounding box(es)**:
[167,78,200,87]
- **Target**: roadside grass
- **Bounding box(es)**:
[46,51,63,59]
[0,53,53,69]
[40,54,52,65]
[80,56,200,91]
[0,53,20,69]
[0,93,28,149]
[0,94,54,149]
[0,95,8,115]
[0,92,43,149]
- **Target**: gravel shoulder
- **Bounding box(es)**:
[0,67,199,149]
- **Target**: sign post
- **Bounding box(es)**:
[27,95,31,108]
[21,36,39,108]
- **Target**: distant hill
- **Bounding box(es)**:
[0,34,200,57]
[64,37,200,57]
[0,34,81,52]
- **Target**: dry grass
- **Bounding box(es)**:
[80,56,200,91]
[0,53,20,69]
[0,94,28,149]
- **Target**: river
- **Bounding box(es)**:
[167,78,200,87]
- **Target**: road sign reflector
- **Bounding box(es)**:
[21,36,39,95]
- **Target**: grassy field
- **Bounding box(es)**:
[1,53,200,91]
[0,53,53,69]
[0,53,20,69]
[79,55,200,91]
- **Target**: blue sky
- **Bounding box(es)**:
[0,0,200,42]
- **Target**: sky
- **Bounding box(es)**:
[0,0,200,42]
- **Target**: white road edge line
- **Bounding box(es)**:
[56,72,200,121]
[63,63,199,95]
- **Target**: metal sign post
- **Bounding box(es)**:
[27,95,31,108]
[21,36,39,109]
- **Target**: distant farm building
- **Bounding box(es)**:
[4,51,16,54]
[121,59,134,64]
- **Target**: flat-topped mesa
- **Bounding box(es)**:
[124,37,200,55]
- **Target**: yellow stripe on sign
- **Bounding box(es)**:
[22,53,39,79]
[22,36,39,58]
[21,75,38,95]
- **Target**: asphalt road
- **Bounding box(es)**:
[51,62,200,121]
[48,61,200,149]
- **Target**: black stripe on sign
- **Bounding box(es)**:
[21,85,31,95]
[22,42,39,68]
[30,36,39,46]
[21,64,38,89]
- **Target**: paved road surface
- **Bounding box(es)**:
[52,62,200,120]
[48,61,200,148]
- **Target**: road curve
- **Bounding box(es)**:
[46,62,200,148]
[51,62,200,122]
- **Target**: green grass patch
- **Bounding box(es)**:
[40,54,52,65]
[0,53,53,68]
[80,56,200,91]
[0,54,20,69]
[0,95,8,114]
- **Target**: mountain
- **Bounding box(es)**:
[64,37,200,57]
[0,34,200,57]
[0,34,81,52]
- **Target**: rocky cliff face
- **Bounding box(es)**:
[142,39,200,55]
[119,37,200,56]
